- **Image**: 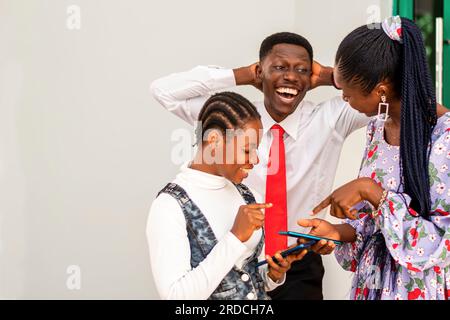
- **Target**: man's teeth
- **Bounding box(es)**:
[240,168,250,174]
[276,87,299,96]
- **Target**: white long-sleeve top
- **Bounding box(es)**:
[147,162,283,300]
[150,66,370,245]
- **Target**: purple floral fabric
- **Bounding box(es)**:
[335,114,450,300]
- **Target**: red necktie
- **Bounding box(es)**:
[265,124,287,256]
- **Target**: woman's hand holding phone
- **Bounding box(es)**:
[296,219,339,255]
[266,245,308,282]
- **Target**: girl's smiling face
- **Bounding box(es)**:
[205,119,263,184]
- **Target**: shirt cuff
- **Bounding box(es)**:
[204,66,236,91]
[263,268,286,291]
[375,191,412,222]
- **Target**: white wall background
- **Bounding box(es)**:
[0,0,391,299]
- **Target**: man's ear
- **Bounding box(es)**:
[255,62,263,80]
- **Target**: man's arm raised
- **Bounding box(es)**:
[150,66,237,125]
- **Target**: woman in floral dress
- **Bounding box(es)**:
[298,16,450,300]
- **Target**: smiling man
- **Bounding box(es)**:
[150,32,369,300]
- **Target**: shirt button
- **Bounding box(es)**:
[246,292,255,300]
[241,274,250,282]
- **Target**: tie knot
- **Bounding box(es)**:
[271,124,285,134]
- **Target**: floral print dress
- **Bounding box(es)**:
[335,114,450,300]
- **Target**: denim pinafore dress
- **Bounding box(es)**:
[158,183,269,300]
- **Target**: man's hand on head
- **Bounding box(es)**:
[310,61,334,90]
[233,63,263,91]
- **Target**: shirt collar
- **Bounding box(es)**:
[259,100,304,140]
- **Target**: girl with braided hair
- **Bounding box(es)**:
[147,92,306,300]
[299,16,450,300]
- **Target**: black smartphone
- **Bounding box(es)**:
[256,240,316,268]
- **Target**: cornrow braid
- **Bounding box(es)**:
[335,18,437,219]
[195,92,260,145]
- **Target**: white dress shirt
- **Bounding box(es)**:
[147,162,283,300]
[150,65,369,246]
